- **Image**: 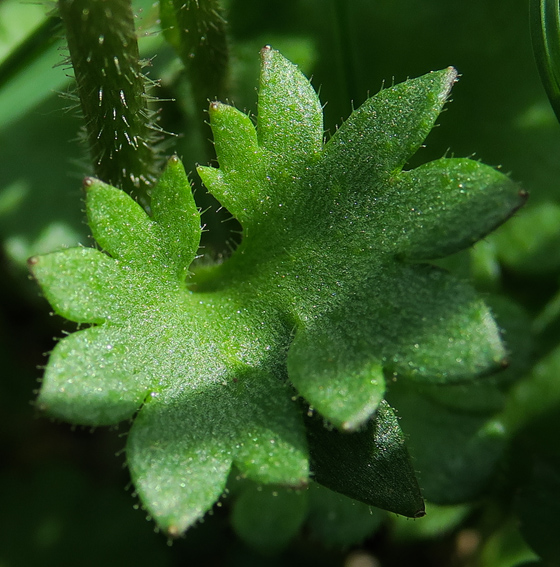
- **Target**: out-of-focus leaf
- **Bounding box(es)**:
[307,483,385,547]
[479,518,540,567]
[516,459,560,564]
[491,203,560,275]
[387,381,508,504]
[390,501,471,542]
[231,485,307,555]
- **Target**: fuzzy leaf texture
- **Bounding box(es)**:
[30,47,525,536]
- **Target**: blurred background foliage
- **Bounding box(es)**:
[2,0,560,565]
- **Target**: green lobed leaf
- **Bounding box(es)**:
[393,158,526,261]
[376,264,507,382]
[28,247,128,324]
[32,47,525,535]
[230,371,308,486]
[127,391,233,537]
[37,325,152,424]
[198,102,266,225]
[149,156,201,277]
[258,46,323,167]
[127,372,308,535]
[85,157,200,278]
[288,262,508,424]
[85,179,167,270]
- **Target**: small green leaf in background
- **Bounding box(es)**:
[231,485,308,555]
[229,479,385,554]
[307,483,386,547]
[479,518,540,567]
[390,501,471,542]
[387,380,508,505]
[490,202,560,275]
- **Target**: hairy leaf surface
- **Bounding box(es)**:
[31,48,525,535]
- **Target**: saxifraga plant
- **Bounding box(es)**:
[30,0,526,539]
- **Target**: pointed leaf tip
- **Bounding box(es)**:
[288,316,386,431]
[258,45,323,164]
[307,401,424,518]
[83,176,95,188]
[151,155,201,275]
[393,158,526,260]
[441,66,459,95]
[85,180,157,268]
[320,67,460,191]
[207,101,259,174]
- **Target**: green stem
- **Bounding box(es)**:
[161,0,229,127]
[530,0,560,123]
[58,0,160,209]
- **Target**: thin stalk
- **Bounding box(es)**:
[161,0,230,127]
[530,0,560,123]
[58,0,160,209]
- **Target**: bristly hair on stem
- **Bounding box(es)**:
[160,0,230,144]
[58,0,162,210]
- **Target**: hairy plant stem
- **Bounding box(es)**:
[58,0,160,209]
[161,0,230,131]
